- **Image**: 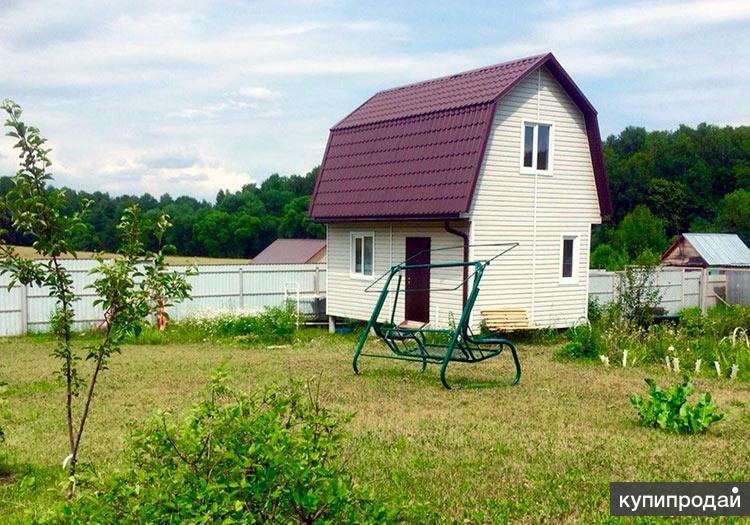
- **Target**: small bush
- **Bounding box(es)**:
[555,325,602,360]
[630,377,725,434]
[588,297,604,323]
[615,265,662,328]
[176,304,300,345]
[55,369,397,523]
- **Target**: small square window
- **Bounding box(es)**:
[520,122,552,173]
[351,233,374,278]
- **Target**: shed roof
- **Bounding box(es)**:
[680,233,750,267]
[252,239,326,264]
[309,52,612,222]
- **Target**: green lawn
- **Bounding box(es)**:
[1,332,750,523]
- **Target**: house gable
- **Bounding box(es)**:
[309,53,612,223]
[468,66,602,328]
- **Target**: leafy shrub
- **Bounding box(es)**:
[556,325,603,360]
[55,369,397,524]
[630,377,725,434]
[588,297,604,323]
[590,243,628,271]
[680,304,750,339]
[615,264,662,327]
[178,304,300,344]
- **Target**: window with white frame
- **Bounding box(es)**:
[560,234,578,283]
[521,122,552,173]
[351,232,374,278]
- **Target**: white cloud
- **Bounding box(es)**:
[91,150,253,198]
[0,0,748,199]
[233,87,280,100]
[542,0,750,41]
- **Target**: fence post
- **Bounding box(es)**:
[680,268,685,310]
[314,266,320,296]
[238,267,244,309]
[700,268,709,315]
[20,283,28,335]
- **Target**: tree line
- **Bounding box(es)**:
[0,168,325,259]
[2,123,749,262]
[592,123,750,269]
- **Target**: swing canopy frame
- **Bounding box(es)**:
[352,243,521,389]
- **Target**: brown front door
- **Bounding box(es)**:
[405,237,431,323]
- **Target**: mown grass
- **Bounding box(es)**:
[1,333,750,523]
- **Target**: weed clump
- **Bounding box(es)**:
[631,376,725,434]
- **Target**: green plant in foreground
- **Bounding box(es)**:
[0,100,192,496]
[631,376,725,434]
[52,369,398,524]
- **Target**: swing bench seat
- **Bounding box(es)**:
[352,249,522,389]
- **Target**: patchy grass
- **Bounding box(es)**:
[1,333,749,523]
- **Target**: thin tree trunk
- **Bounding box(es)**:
[51,256,76,461]
[67,322,113,498]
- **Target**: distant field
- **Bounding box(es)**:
[8,245,250,265]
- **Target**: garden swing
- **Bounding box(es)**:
[352,243,522,389]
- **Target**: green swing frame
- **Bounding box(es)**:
[352,244,521,389]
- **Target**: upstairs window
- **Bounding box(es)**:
[351,232,374,278]
[560,234,579,283]
[521,122,552,173]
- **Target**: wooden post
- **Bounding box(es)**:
[680,267,685,310]
[238,267,244,309]
[700,268,709,315]
[314,266,320,296]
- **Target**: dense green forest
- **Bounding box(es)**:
[1,123,749,261]
[592,123,750,269]
[0,168,324,258]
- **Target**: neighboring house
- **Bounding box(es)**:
[252,239,326,264]
[309,52,612,329]
[662,233,750,269]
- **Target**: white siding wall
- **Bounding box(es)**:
[327,222,466,326]
[469,67,602,328]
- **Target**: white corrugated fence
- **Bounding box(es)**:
[2,261,748,337]
[0,261,326,336]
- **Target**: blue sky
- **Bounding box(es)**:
[1,0,748,200]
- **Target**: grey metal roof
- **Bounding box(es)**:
[683,233,750,267]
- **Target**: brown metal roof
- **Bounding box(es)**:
[309,52,612,222]
[252,239,326,264]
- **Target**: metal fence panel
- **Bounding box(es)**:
[589,268,704,314]
[0,274,23,337]
[0,260,326,335]
[726,269,750,306]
